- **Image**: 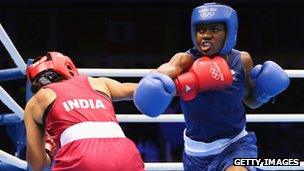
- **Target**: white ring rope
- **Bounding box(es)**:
[78,68,304,78]
[116,114,304,123]
[144,162,304,170]
[0,149,28,169]
[145,162,183,170]
[3,156,304,171]
[79,68,152,77]
[0,85,24,120]
[0,24,27,74]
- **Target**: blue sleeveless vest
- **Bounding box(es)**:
[182,48,246,142]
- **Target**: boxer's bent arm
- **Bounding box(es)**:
[24,95,50,171]
[157,52,194,79]
[241,51,263,109]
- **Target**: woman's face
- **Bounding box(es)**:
[195,22,226,56]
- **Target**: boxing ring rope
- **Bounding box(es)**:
[1,24,304,170]
[0,85,24,121]
[144,162,304,170]
[0,24,26,75]
[78,68,304,78]
[116,114,304,122]
[0,149,27,169]
[78,68,152,77]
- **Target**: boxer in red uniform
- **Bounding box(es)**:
[24,51,144,171]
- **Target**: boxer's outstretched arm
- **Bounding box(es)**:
[157,52,194,79]
[133,52,193,117]
[92,77,137,101]
[102,52,193,102]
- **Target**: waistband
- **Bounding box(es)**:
[184,128,248,157]
[60,121,126,146]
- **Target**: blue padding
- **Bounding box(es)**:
[43,166,51,171]
[26,59,34,102]
[0,68,25,81]
[0,162,25,171]
[25,80,33,102]
[26,164,51,171]
[5,123,26,157]
[0,113,22,125]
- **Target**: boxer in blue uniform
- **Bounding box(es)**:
[134,2,290,171]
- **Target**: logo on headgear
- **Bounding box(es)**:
[210,62,224,81]
[198,8,217,18]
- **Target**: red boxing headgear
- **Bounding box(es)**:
[26,51,79,83]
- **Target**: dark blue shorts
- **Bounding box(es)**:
[183,132,257,171]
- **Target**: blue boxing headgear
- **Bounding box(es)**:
[191,3,238,55]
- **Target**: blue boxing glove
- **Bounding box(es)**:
[251,61,290,103]
[134,72,176,117]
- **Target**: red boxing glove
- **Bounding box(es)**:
[174,56,233,101]
[44,132,56,161]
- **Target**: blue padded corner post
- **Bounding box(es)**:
[0,68,25,81]
[0,162,24,171]
[0,113,22,125]
[25,59,34,102]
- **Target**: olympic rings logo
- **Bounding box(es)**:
[199,11,214,18]
[210,63,224,81]
[198,8,217,18]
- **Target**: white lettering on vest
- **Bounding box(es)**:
[62,99,106,112]
[79,99,89,108]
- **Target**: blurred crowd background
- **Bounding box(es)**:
[0,0,304,163]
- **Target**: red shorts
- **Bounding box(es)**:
[52,138,144,171]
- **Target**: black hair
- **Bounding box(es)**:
[31,70,65,93]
